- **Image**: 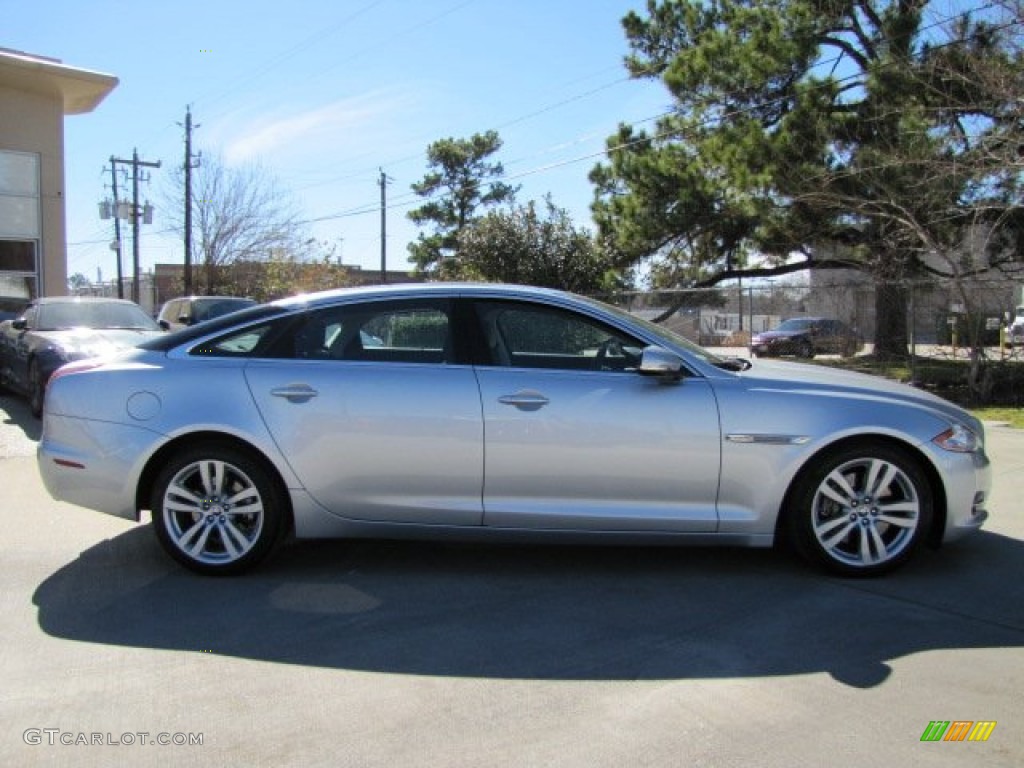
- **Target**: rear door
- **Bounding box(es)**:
[241,298,484,525]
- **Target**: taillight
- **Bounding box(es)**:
[48,359,104,387]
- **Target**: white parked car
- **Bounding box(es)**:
[1007,306,1024,348]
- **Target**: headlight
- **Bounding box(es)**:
[932,423,980,453]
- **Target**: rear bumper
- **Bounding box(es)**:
[37,414,162,521]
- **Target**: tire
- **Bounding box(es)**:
[150,442,288,575]
[795,339,814,359]
[28,359,45,418]
[786,442,933,576]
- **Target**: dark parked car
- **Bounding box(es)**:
[156,296,257,332]
[0,296,164,416]
[751,317,862,358]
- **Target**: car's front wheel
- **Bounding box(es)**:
[150,443,288,575]
[28,359,45,418]
[795,339,815,359]
[786,442,933,576]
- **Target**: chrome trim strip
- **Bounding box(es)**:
[725,434,811,445]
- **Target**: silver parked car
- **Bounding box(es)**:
[37,284,990,577]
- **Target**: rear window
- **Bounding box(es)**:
[139,304,288,352]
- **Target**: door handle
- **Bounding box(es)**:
[498,390,550,411]
[270,384,319,402]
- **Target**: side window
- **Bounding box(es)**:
[476,301,642,372]
[188,300,453,363]
[273,299,452,364]
[190,321,282,357]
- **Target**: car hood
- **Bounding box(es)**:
[34,328,165,358]
[737,358,982,431]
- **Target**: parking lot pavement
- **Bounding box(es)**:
[1,394,1022,767]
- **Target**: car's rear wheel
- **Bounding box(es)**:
[786,442,933,576]
[28,359,45,418]
[150,443,288,575]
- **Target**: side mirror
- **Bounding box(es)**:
[637,346,684,382]
[12,318,27,331]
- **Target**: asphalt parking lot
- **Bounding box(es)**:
[1,393,1022,767]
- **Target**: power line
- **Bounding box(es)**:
[299,6,1020,227]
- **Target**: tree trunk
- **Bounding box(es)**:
[873,280,909,359]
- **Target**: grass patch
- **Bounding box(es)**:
[814,354,1024,408]
[970,407,1024,428]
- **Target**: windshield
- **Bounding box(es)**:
[578,295,726,366]
[37,302,160,331]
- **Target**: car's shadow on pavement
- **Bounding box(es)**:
[32,525,1024,688]
[0,393,40,441]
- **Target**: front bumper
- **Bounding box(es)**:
[931,442,991,543]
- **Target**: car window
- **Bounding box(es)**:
[193,298,256,324]
[291,301,451,364]
[36,302,158,330]
[776,318,813,332]
[190,321,281,357]
[475,301,642,372]
[191,299,452,364]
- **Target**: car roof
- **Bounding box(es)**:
[165,295,254,302]
[32,296,141,305]
[271,282,577,310]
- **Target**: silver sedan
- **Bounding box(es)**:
[37,284,990,576]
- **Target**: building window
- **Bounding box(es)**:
[0,150,39,307]
[0,239,36,271]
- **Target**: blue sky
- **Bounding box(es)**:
[5,0,668,284]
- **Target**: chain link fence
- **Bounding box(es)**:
[598,274,1024,406]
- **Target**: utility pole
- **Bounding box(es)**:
[110,150,161,303]
[379,168,392,284]
[108,161,125,298]
[181,107,201,295]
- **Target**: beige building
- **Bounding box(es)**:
[0,47,117,313]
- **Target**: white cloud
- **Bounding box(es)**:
[222,89,413,165]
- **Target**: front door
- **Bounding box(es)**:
[471,300,721,532]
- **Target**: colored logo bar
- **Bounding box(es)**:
[921,721,997,742]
